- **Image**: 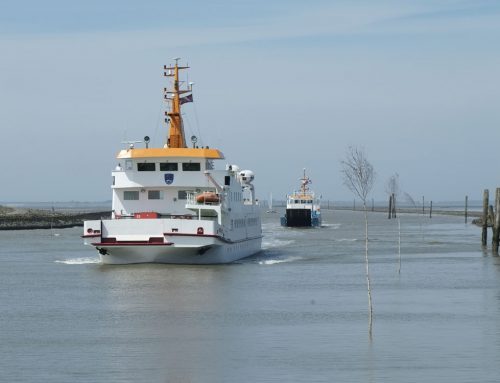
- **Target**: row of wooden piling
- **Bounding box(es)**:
[386,195,472,221]
[384,189,500,253]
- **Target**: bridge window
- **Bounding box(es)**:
[138,163,156,171]
[160,162,178,171]
[182,162,201,171]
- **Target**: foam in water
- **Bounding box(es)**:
[258,256,303,265]
[55,257,101,265]
[322,223,341,229]
[334,238,358,242]
[262,239,295,250]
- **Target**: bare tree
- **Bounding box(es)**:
[340,146,376,339]
[341,147,375,205]
[385,173,400,197]
[402,191,417,209]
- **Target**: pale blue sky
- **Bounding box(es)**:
[1,0,500,202]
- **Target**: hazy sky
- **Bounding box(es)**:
[1,0,500,203]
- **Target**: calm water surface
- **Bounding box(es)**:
[1,209,500,382]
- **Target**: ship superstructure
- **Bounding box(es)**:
[280,169,321,227]
[83,59,262,264]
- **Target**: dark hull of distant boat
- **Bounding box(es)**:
[281,208,312,227]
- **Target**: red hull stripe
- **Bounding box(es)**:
[81,234,101,238]
[165,233,219,238]
[91,242,173,246]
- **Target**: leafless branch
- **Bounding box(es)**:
[341,146,376,205]
[385,173,400,197]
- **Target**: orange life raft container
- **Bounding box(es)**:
[196,192,220,203]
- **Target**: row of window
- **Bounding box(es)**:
[137,162,201,172]
[123,190,193,201]
[124,190,164,200]
[247,217,259,226]
[231,217,259,229]
[233,218,246,229]
[292,200,313,204]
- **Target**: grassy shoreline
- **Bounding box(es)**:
[0,205,111,230]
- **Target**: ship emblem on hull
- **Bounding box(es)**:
[164,173,174,185]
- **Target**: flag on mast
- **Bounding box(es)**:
[180,94,193,105]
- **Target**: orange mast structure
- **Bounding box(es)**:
[299,168,312,197]
[163,58,192,148]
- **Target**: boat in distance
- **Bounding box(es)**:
[281,169,322,227]
[83,59,262,264]
[266,192,277,213]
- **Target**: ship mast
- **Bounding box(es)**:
[300,168,310,196]
[163,58,192,148]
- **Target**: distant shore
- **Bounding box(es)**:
[0,204,482,230]
[0,205,111,230]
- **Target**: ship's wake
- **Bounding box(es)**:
[262,238,295,250]
[322,223,341,229]
[55,257,100,265]
[258,256,303,265]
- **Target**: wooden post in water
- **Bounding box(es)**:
[422,196,425,215]
[371,198,374,212]
[388,195,392,219]
[489,205,494,227]
[392,193,397,218]
[482,190,489,246]
[429,201,433,219]
[465,195,468,224]
[493,188,500,254]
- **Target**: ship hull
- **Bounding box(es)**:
[93,236,262,265]
[281,208,321,227]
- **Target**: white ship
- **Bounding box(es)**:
[280,169,321,227]
[83,59,262,264]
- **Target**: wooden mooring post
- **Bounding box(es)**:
[388,195,392,219]
[392,193,397,218]
[482,190,488,246]
[465,195,468,224]
[429,201,433,219]
[493,188,500,254]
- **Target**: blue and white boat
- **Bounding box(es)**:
[281,169,321,227]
